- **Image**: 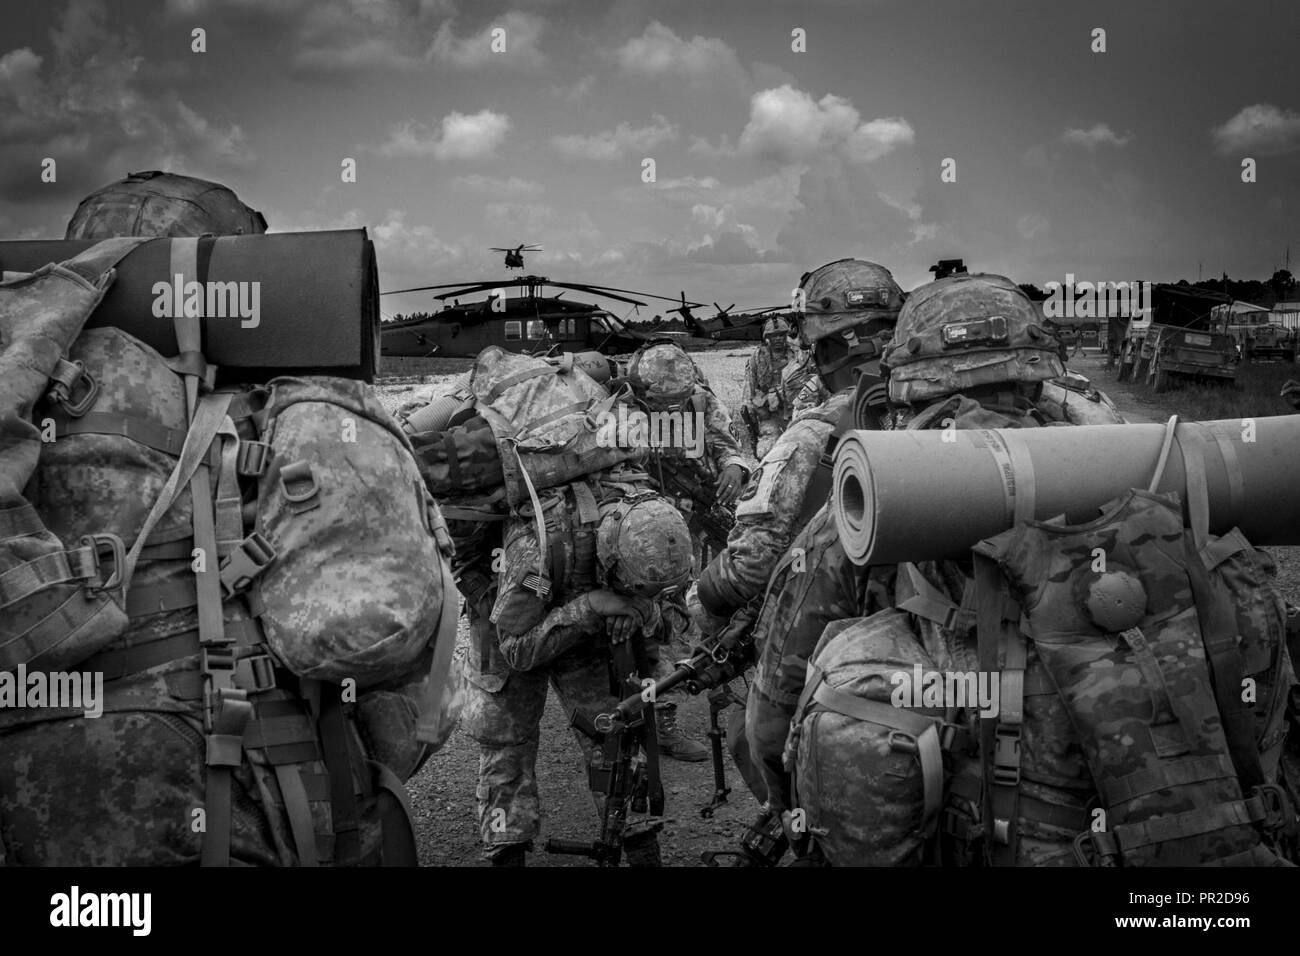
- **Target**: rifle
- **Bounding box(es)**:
[545,626,664,866]
[652,454,734,555]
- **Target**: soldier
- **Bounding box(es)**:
[746,274,1300,870]
[687,259,905,826]
[0,173,434,866]
[465,485,695,865]
[621,339,753,508]
[744,315,829,457]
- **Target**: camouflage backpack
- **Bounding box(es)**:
[470,346,635,510]
[0,239,458,866]
[966,421,1296,867]
[784,610,947,866]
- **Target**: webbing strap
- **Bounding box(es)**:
[570,480,601,526]
[318,687,361,865]
[121,391,233,588]
[47,411,188,457]
[484,365,552,403]
[273,764,320,867]
[513,446,549,595]
[442,432,462,487]
[896,562,961,630]
[1175,423,1211,552]
[212,417,244,559]
[0,544,97,610]
[416,553,462,745]
[808,680,944,827]
[1182,534,1266,793]
[973,551,1022,866]
[522,400,590,437]
[1210,429,1244,529]
[0,502,44,538]
[372,761,419,866]
[1110,796,1267,851]
[1001,430,1037,525]
[61,236,151,283]
[1107,754,1238,809]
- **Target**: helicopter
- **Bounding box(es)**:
[380,262,705,361]
[678,293,788,341]
[491,243,541,270]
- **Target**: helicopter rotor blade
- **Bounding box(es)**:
[383,280,513,295]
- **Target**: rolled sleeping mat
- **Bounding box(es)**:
[0,230,379,382]
[400,373,473,435]
[833,415,1300,566]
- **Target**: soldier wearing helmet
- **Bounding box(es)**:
[742,314,825,458]
[738,272,1127,866]
[620,339,754,507]
[469,482,695,866]
[66,170,267,239]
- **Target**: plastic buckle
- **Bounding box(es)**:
[1251,783,1294,837]
[1072,828,1119,868]
[279,460,319,514]
[219,532,277,598]
[236,439,271,477]
[81,533,126,594]
[235,653,278,695]
[992,724,1021,787]
[47,360,98,418]
[887,729,918,754]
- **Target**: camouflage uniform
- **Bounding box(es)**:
[464,488,690,860]
[0,174,407,866]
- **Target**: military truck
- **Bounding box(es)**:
[1145,325,1238,392]
[1226,322,1296,363]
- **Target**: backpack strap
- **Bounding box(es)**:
[1174,423,1266,793]
[973,549,1026,866]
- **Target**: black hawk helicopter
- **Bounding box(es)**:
[380,245,705,359]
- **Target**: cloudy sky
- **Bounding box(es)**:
[2,0,1298,317]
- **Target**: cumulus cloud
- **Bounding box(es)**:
[1212,103,1300,155]
[613,21,747,86]
[0,0,253,203]
[1060,123,1132,150]
[377,109,511,160]
[451,173,544,197]
[551,114,677,160]
[429,11,546,69]
[166,0,449,76]
[687,229,787,265]
[731,86,914,165]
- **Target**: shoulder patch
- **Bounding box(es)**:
[735,447,796,518]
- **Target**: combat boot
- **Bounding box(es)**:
[487,842,530,867]
[623,831,663,867]
[654,701,709,762]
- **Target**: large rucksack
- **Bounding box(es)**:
[0,239,458,866]
[969,422,1296,867]
[470,346,635,509]
[784,610,947,866]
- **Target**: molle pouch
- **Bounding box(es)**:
[1,238,149,671]
[248,377,451,687]
[977,491,1285,867]
[788,610,946,866]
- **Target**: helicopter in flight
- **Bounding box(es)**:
[491,243,542,270]
[380,249,705,360]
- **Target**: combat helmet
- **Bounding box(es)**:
[627,340,700,407]
[882,273,1064,404]
[796,258,904,393]
[761,313,792,363]
[596,494,693,598]
[66,170,268,239]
